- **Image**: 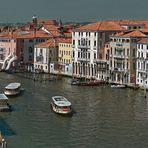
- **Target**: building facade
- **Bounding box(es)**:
[136,39,148,88]
[58,38,72,76]
[109,30,146,85]
[72,21,125,80]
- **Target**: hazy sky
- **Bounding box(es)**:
[1,0,148,23]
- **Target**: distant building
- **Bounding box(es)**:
[34,38,59,73]
[58,38,72,76]
[109,30,146,85]
[72,21,125,80]
[34,38,72,73]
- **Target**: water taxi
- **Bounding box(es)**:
[4,82,21,96]
[0,94,11,111]
[51,96,72,115]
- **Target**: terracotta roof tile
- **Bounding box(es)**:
[76,21,125,31]
[112,30,147,37]
[138,38,148,43]
[122,30,146,37]
[35,38,71,48]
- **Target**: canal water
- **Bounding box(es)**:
[0,72,148,148]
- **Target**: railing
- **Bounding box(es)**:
[93,59,107,64]
[78,45,90,49]
[77,57,90,62]
[110,67,129,72]
[114,54,125,58]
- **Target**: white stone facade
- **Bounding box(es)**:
[34,46,50,73]
[72,31,98,79]
[136,42,148,88]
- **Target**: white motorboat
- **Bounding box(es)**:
[111,84,126,88]
[51,96,72,115]
[4,82,21,96]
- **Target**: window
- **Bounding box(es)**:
[89,40,90,46]
[127,62,128,69]
[29,39,33,43]
[133,48,135,57]
[29,55,32,61]
[28,47,33,53]
[88,53,90,59]
[78,40,80,45]
[39,49,43,56]
[141,52,143,58]
[94,53,96,59]
[100,32,103,38]
[126,39,130,42]
[94,40,96,46]
[94,32,96,36]
[110,47,112,54]
[127,48,129,56]
[78,52,80,58]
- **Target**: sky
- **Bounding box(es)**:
[0,0,148,23]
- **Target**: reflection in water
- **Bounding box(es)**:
[0,73,148,147]
[0,117,16,136]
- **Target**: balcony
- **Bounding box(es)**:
[114,67,124,72]
[116,43,123,47]
[114,54,125,59]
[77,57,90,62]
[93,59,107,64]
[78,45,90,49]
[116,47,124,51]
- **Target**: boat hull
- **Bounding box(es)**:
[0,105,11,112]
[51,103,72,115]
[4,90,20,96]
[111,85,126,88]
[4,82,21,96]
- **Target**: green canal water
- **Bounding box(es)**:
[0,72,148,148]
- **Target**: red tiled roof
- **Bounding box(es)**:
[76,21,125,31]
[112,30,147,37]
[15,30,53,39]
[112,32,125,37]
[35,38,71,48]
[138,38,148,43]
[122,30,146,37]
[42,24,60,31]
[59,38,72,43]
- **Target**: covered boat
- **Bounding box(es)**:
[51,96,72,115]
[0,94,11,111]
[4,82,21,96]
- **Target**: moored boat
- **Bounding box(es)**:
[70,79,80,85]
[51,96,72,115]
[4,82,21,96]
[0,94,11,111]
[111,84,126,88]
